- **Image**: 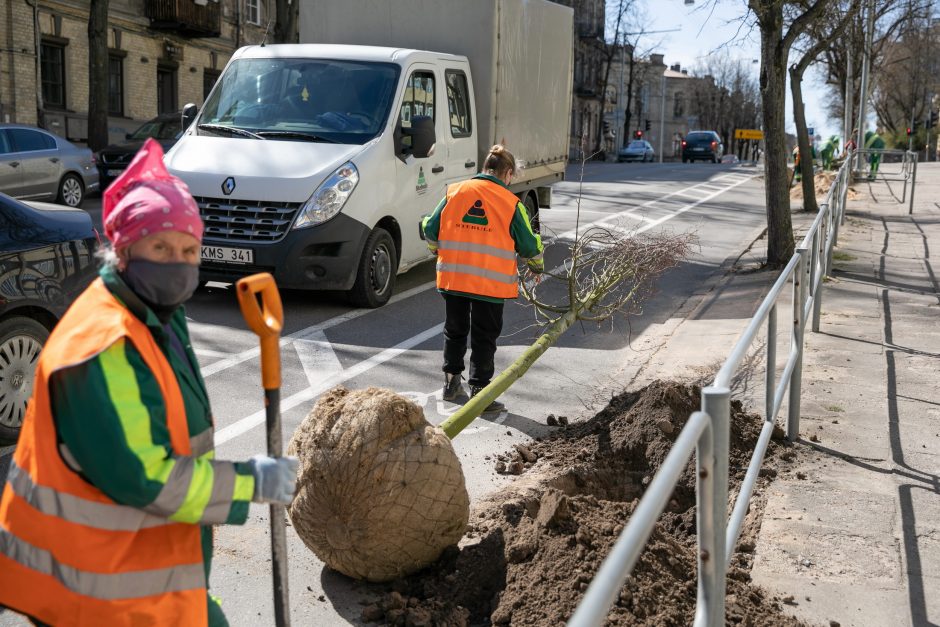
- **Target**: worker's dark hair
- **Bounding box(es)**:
[483,144,516,179]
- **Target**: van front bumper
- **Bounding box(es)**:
[198,214,370,291]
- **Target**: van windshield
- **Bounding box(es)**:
[199,58,400,145]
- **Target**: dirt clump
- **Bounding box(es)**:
[288,386,469,583]
[360,380,803,626]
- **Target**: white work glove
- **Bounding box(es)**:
[248,455,299,505]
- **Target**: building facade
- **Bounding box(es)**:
[0,0,270,145]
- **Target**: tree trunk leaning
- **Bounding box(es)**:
[790,65,819,213]
[86,0,110,152]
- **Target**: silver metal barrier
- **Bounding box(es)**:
[568,156,853,626]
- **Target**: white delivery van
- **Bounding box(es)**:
[165,0,572,307]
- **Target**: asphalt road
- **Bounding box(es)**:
[0,160,768,626]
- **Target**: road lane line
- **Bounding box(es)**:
[555,173,757,242]
[193,348,234,358]
[294,331,345,388]
[214,323,445,446]
[198,280,436,378]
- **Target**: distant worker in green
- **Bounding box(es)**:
[864,130,885,180]
[792,144,816,183]
[820,135,840,170]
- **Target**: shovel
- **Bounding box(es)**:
[236,273,290,627]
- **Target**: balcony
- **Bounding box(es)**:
[146,0,221,38]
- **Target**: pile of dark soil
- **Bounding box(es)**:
[361,380,802,626]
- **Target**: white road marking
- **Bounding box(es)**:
[399,389,509,434]
[294,331,344,388]
[198,280,436,378]
[193,348,233,358]
[214,324,445,446]
[555,173,758,241]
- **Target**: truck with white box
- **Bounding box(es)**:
[166,0,573,307]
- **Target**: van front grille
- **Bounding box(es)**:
[193,196,303,243]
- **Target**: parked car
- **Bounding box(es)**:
[96,112,183,189]
[0,194,99,444]
[618,140,655,162]
[681,131,724,163]
[0,124,99,208]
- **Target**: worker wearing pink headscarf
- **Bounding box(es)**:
[0,138,297,626]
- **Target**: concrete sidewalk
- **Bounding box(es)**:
[634,164,940,626]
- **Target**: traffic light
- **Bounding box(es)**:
[928,110,939,129]
[645,119,651,131]
[907,127,913,137]
[603,120,610,134]
[634,130,643,139]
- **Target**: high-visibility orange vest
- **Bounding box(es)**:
[0,278,208,626]
[436,178,520,298]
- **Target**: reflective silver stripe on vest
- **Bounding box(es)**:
[438,240,516,261]
[189,429,215,457]
[436,262,518,285]
[6,462,170,531]
[199,462,237,524]
[0,528,205,600]
[142,456,195,518]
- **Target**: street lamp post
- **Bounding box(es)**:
[659,70,666,163]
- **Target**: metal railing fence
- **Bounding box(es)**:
[569,156,856,627]
[852,149,919,214]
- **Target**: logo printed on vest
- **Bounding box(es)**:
[462,199,489,226]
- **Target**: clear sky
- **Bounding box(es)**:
[636,0,840,139]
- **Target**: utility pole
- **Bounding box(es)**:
[616,43,626,151]
[855,0,875,173]
[843,31,854,150]
[658,71,666,163]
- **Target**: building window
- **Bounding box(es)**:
[203,69,221,101]
[246,0,260,25]
[108,54,124,116]
[674,92,685,118]
[40,42,66,109]
[445,71,472,137]
[157,65,178,114]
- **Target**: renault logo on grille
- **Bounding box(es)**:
[221,177,236,196]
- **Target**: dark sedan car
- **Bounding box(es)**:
[0,194,98,444]
[682,131,724,163]
[97,112,182,188]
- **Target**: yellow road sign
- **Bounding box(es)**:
[735,129,764,140]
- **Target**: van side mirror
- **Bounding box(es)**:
[181,103,198,131]
[409,116,436,159]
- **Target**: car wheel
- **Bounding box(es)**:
[523,192,540,235]
[348,227,397,308]
[57,173,85,208]
[0,317,49,445]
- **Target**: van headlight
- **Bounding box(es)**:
[293,162,359,229]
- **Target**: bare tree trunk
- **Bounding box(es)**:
[273,0,298,44]
[790,65,819,213]
[758,20,795,266]
[87,0,110,152]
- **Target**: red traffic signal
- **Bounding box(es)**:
[634,130,643,139]
[907,127,913,136]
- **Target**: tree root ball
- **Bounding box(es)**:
[287,386,470,582]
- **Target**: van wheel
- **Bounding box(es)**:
[523,193,540,234]
[0,317,49,445]
[57,173,85,208]
[348,227,397,308]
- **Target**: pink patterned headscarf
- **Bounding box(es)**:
[102,138,203,249]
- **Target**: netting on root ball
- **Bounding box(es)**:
[287,386,470,582]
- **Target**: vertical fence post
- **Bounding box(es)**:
[700,386,730,627]
[765,306,777,420]
[787,251,806,441]
[909,152,918,215]
[694,418,716,627]
[810,220,822,333]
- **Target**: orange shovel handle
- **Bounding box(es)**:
[236,273,283,391]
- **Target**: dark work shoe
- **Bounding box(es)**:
[443,373,464,402]
[469,385,506,414]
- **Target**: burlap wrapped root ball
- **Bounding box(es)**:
[287,386,470,582]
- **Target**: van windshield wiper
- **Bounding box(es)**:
[254,130,340,143]
[197,124,266,140]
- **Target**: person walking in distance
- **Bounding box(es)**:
[0,139,298,627]
[422,145,544,414]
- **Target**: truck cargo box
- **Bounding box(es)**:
[300,0,573,188]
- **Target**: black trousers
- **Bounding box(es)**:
[442,293,504,388]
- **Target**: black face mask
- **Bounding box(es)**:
[122,260,199,313]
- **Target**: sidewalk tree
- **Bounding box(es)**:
[86,0,110,152]
[790,1,859,213]
[688,53,761,154]
[273,0,298,43]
